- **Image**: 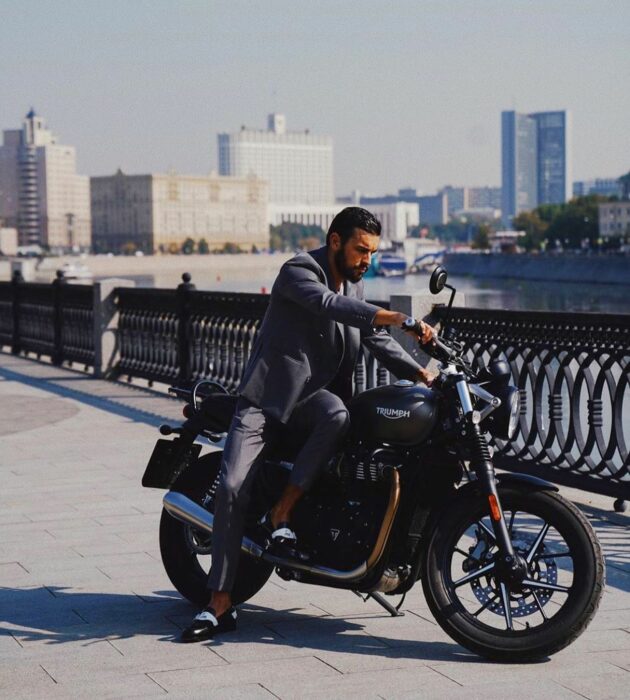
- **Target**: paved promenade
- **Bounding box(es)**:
[1,352,629,699]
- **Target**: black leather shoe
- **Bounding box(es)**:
[180,606,237,642]
[259,513,309,563]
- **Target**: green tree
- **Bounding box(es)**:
[427,220,469,244]
[222,242,241,254]
[269,222,325,252]
[181,237,196,254]
[471,223,491,250]
[198,238,209,254]
[512,210,548,251]
[544,195,602,249]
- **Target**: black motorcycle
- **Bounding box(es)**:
[142,266,604,661]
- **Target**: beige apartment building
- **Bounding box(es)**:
[91,170,269,253]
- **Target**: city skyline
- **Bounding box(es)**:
[1,1,628,196]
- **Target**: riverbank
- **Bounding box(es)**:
[444,252,630,285]
[0,252,294,291]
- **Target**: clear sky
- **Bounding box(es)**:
[1,0,628,196]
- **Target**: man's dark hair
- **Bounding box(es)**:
[326,207,381,245]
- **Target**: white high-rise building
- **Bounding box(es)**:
[0,110,90,251]
[218,114,333,205]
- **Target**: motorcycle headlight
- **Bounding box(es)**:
[482,385,520,440]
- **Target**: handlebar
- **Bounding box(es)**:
[401,317,471,373]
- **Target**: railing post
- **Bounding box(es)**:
[176,272,196,386]
[93,278,135,378]
[51,270,66,366]
[10,269,23,355]
[389,291,466,373]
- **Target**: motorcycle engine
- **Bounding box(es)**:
[291,449,396,570]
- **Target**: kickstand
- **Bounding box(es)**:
[352,590,405,617]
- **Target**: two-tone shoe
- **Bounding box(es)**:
[259,512,309,562]
[180,606,237,642]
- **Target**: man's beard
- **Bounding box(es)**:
[334,247,369,283]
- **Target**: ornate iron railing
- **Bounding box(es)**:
[59,284,94,365]
[2,271,629,502]
[187,288,269,392]
[0,281,15,349]
[435,306,630,500]
[116,274,391,392]
[0,274,95,368]
[117,287,180,384]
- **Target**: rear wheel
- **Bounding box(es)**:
[422,485,604,661]
[159,451,273,607]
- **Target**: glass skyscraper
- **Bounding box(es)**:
[501,110,572,226]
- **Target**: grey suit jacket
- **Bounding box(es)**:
[238,246,422,423]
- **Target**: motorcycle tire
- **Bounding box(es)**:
[421,484,604,661]
[159,451,273,608]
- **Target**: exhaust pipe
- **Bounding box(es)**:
[163,491,263,559]
[162,491,367,581]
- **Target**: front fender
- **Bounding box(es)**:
[455,471,559,498]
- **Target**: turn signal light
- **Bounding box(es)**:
[488,494,501,521]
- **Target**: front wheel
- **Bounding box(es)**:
[159,451,273,608]
[421,485,604,661]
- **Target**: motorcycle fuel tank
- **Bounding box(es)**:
[348,381,438,447]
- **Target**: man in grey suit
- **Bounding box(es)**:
[182,207,435,642]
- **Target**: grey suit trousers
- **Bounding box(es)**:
[207,390,350,593]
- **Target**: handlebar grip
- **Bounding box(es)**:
[401,317,423,334]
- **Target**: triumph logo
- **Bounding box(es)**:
[330,528,340,541]
[376,406,411,420]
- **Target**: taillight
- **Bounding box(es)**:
[182,404,193,418]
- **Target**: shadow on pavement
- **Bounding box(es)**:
[0,362,175,428]
[579,503,630,591]
[0,585,485,664]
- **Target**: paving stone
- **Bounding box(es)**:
[558,670,630,700]
[202,623,331,664]
[388,679,588,700]
[147,656,338,692]
[266,665,458,699]
[427,655,627,686]
[0,663,57,695]
[49,672,167,699]
[166,683,277,699]
[2,352,630,699]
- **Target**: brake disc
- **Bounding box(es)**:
[468,528,558,618]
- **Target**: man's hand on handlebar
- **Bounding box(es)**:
[400,316,436,345]
[416,367,437,387]
[373,310,436,345]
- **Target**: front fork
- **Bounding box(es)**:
[454,377,521,575]
[467,422,515,559]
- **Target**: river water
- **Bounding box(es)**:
[159,270,630,315]
[19,253,629,314]
[363,274,630,314]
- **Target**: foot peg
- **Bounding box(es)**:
[259,512,310,563]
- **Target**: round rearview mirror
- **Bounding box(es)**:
[429,265,448,295]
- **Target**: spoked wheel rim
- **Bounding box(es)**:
[445,501,580,635]
[184,525,213,574]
